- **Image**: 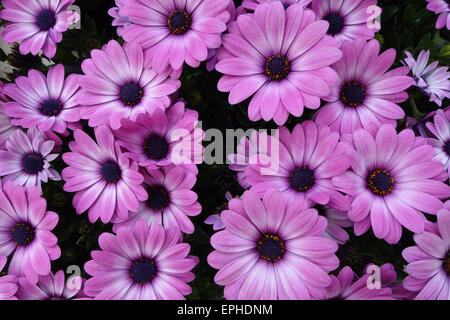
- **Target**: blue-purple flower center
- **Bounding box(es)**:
[146,186,170,211]
[101,161,121,183]
[257,233,285,263]
[265,55,290,80]
[36,9,56,31]
[444,141,450,157]
[168,10,191,35]
[143,134,169,160]
[11,222,35,246]
[119,82,143,107]
[130,258,157,284]
[443,251,450,275]
[341,81,366,107]
[324,13,345,36]
[40,99,63,116]
[366,169,395,196]
[289,166,315,192]
[22,153,44,174]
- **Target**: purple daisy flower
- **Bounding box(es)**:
[311,0,380,46]
[325,263,396,300]
[0,128,60,189]
[332,124,450,244]
[62,126,147,224]
[108,0,132,37]
[2,64,81,134]
[426,0,450,30]
[113,102,204,170]
[112,166,201,235]
[0,0,80,58]
[314,38,414,134]
[208,189,339,300]
[245,121,353,209]
[216,2,342,125]
[314,202,353,245]
[425,109,450,180]
[241,0,312,11]
[120,0,231,73]
[402,202,450,300]
[0,275,18,300]
[84,222,198,300]
[403,50,450,106]
[77,40,180,130]
[16,270,86,300]
[204,192,235,231]
[0,180,60,284]
[0,85,18,150]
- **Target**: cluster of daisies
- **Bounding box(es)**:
[0,0,449,300]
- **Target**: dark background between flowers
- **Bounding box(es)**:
[0,0,449,299]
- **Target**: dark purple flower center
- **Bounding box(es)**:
[168,10,191,35]
[11,222,35,246]
[366,169,395,196]
[289,166,315,192]
[265,55,290,80]
[257,233,285,263]
[22,153,44,174]
[101,161,121,183]
[444,140,450,157]
[36,9,56,31]
[146,186,170,211]
[341,81,366,107]
[119,82,143,107]
[324,13,345,36]
[40,99,63,116]
[130,258,157,284]
[443,251,450,275]
[143,134,169,160]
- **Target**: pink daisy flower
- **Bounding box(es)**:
[0,128,60,189]
[77,40,180,130]
[216,2,342,125]
[113,102,204,170]
[2,64,81,134]
[325,263,396,300]
[204,192,235,231]
[0,274,18,300]
[426,0,450,30]
[16,270,86,300]
[208,189,339,300]
[241,0,312,11]
[84,222,198,300]
[108,0,132,37]
[0,180,60,284]
[425,109,450,180]
[311,0,380,46]
[120,0,231,73]
[314,38,414,134]
[0,0,80,58]
[402,202,450,300]
[245,122,353,208]
[112,166,201,235]
[332,124,450,244]
[314,203,353,245]
[62,126,147,224]
[0,86,18,149]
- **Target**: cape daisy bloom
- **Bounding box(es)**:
[0,91,17,149]
[0,256,18,300]
[0,128,60,188]
[216,2,342,125]
[332,124,450,244]
[425,109,450,179]
[403,50,450,106]
[112,166,201,235]
[208,189,339,300]
[0,0,79,58]
[426,0,450,30]
[77,40,180,130]
[325,263,396,300]
[108,0,132,37]
[311,0,380,46]
[0,181,60,284]
[241,0,312,11]
[314,38,414,134]
[314,203,353,245]
[246,122,353,208]
[2,64,81,134]
[120,0,231,72]
[402,203,450,300]
[15,270,85,300]
[113,102,204,170]
[84,222,198,300]
[62,126,147,224]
